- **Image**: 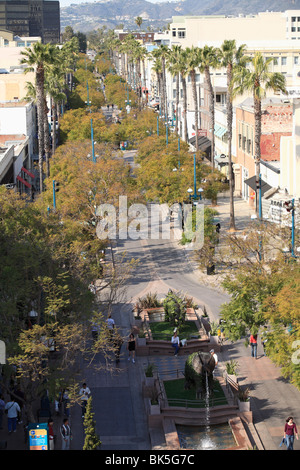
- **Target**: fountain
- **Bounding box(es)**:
[184,351,215,399]
[179,351,237,450]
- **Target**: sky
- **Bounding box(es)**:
[58,0,172,7]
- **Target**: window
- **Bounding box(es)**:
[281,57,287,66]
[294,56,299,65]
[172,29,176,37]
[274,57,279,65]
[238,134,242,148]
[242,136,246,151]
[178,29,186,38]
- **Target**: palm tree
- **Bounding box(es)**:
[21,42,57,192]
[166,45,182,135]
[135,16,143,30]
[231,51,287,215]
[186,46,201,151]
[152,45,169,121]
[177,49,189,142]
[218,40,247,230]
[198,45,220,169]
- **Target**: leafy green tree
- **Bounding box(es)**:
[83,397,101,450]
[163,290,187,329]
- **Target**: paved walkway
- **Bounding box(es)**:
[0,196,299,451]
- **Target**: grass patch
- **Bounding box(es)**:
[163,378,228,408]
[149,321,199,341]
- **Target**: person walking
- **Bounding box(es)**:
[127,333,136,363]
[249,333,258,358]
[60,418,72,450]
[79,383,91,418]
[284,416,298,450]
[48,418,55,450]
[171,331,180,357]
[5,396,20,433]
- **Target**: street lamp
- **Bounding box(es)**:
[187,154,203,202]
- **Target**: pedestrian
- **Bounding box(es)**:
[284,416,298,450]
[48,418,55,450]
[61,389,70,417]
[5,395,20,433]
[106,314,115,333]
[127,333,136,363]
[210,349,218,366]
[60,418,72,450]
[79,383,91,418]
[0,394,5,429]
[171,331,180,357]
[249,333,258,358]
[91,321,100,342]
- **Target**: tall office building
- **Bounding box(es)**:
[0,0,60,43]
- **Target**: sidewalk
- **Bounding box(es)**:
[0,196,299,451]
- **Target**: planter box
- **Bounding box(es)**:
[137,337,146,346]
[238,399,250,412]
[150,403,161,415]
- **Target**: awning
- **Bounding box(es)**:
[244,175,272,196]
[17,175,32,188]
[189,135,211,151]
[21,167,35,179]
[214,124,227,138]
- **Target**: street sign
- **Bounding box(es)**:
[28,423,49,450]
[198,129,207,137]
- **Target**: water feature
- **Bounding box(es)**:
[176,423,237,450]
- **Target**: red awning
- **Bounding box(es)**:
[21,167,35,179]
[17,175,32,188]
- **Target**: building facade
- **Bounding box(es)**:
[0,0,60,43]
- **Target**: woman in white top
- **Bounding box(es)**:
[171,331,180,356]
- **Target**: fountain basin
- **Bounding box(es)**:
[177,423,237,450]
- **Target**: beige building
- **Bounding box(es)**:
[280,98,300,199]
[170,11,300,45]
[0,30,39,101]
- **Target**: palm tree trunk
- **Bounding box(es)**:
[162,57,167,121]
[36,66,45,192]
[205,67,215,169]
[227,63,236,230]
[254,93,262,215]
[52,98,57,155]
[175,72,180,135]
[191,69,199,151]
[182,75,188,142]
[44,98,51,178]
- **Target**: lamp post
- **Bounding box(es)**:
[284,198,295,257]
[187,154,203,203]
[91,118,96,163]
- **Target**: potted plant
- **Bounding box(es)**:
[137,330,146,347]
[237,387,250,411]
[225,360,239,383]
[149,389,161,415]
[144,362,156,388]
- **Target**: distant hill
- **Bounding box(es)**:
[60,0,300,32]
